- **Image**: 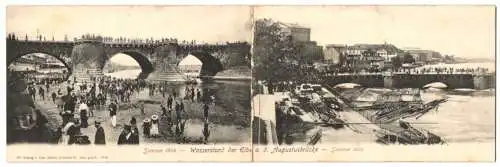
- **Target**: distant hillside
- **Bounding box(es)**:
[103,61,141,73]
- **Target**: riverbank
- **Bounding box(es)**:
[32,80,251,145]
[212,66,251,81]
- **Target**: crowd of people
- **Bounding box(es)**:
[21,74,216,145]
[8,32,247,47]
[321,66,491,75]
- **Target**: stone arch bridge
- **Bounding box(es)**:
[6,37,251,81]
[321,72,496,90]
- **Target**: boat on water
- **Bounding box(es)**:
[339,88,446,123]
[280,83,347,129]
[375,120,445,145]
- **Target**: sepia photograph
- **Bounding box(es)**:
[251,5,496,161]
[6,6,253,148]
[3,3,499,163]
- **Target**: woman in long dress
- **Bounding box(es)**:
[150,115,160,137]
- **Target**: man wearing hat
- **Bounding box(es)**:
[142,118,151,137]
[63,117,81,145]
[160,104,167,116]
[94,120,106,145]
[60,110,73,127]
[129,118,140,145]
[117,125,131,145]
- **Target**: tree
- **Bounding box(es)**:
[391,56,402,69]
[252,19,300,84]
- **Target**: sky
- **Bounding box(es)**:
[6,6,252,43]
[108,54,140,66]
[255,6,496,59]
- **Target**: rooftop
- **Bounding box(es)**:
[278,22,310,29]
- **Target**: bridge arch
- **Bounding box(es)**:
[332,82,363,89]
[188,51,224,76]
[422,82,448,89]
[7,53,72,80]
[105,51,154,79]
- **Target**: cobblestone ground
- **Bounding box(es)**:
[34,83,250,145]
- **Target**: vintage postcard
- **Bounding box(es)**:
[251,5,496,162]
[6,6,253,162]
[4,4,498,162]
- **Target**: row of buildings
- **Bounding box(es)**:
[278,22,447,71]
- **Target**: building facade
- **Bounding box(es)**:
[280,22,311,43]
[323,44,344,64]
[279,22,323,64]
[405,49,443,64]
[324,43,403,71]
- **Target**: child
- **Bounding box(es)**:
[150,115,159,138]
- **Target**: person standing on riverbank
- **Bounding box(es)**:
[129,117,140,144]
[202,122,210,144]
[161,104,167,116]
[191,88,195,102]
[203,103,209,121]
[109,101,117,128]
[196,89,201,102]
[142,118,151,138]
[117,125,131,145]
[78,101,89,128]
[94,121,106,145]
[39,86,45,101]
[167,95,173,109]
[51,92,57,104]
[150,115,160,138]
